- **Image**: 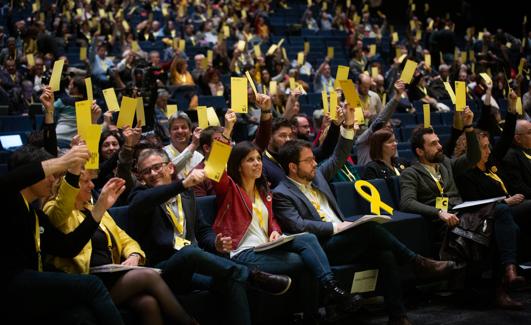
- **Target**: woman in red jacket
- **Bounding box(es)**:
[211,110,360,321]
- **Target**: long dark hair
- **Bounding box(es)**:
[227,141,269,196]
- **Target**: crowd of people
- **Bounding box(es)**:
[1,0,531,324]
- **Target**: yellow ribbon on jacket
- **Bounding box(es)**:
[354,180,394,215]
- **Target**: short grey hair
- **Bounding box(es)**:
[168,111,192,130]
[137,148,170,168]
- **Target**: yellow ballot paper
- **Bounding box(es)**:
[26,53,35,67]
[166,104,177,118]
[231,77,248,113]
[206,107,220,126]
[117,96,137,128]
[84,125,102,170]
[518,58,525,76]
[75,100,93,137]
[329,91,338,120]
[136,97,146,127]
[304,41,310,54]
[516,97,523,115]
[399,60,418,84]
[392,32,399,43]
[336,65,350,82]
[351,269,379,294]
[339,80,361,108]
[85,77,93,101]
[131,41,140,52]
[327,47,334,59]
[245,71,257,96]
[297,52,304,66]
[49,59,65,91]
[322,91,329,115]
[197,106,208,129]
[369,44,376,56]
[207,50,213,64]
[424,54,431,68]
[236,40,246,52]
[253,45,262,57]
[268,80,277,95]
[423,104,431,128]
[455,81,466,111]
[102,88,120,112]
[80,47,87,61]
[205,140,232,182]
[178,39,186,51]
[371,67,379,78]
[266,44,278,56]
[223,25,230,38]
[444,82,456,104]
[354,106,365,125]
[289,77,296,91]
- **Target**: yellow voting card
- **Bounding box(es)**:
[206,107,220,126]
[444,82,456,104]
[207,50,213,64]
[336,65,350,82]
[289,77,296,91]
[85,124,102,170]
[245,71,257,96]
[269,80,277,95]
[231,77,248,113]
[205,140,232,182]
[236,40,246,52]
[85,77,93,101]
[322,91,329,115]
[399,60,417,84]
[304,41,310,54]
[75,100,92,138]
[197,106,208,129]
[423,104,431,128]
[297,52,304,66]
[455,81,466,111]
[424,54,431,68]
[26,53,35,67]
[178,39,186,51]
[253,45,262,57]
[339,79,361,108]
[354,106,365,125]
[102,88,120,112]
[266,44,278,56]
[166,104,177,118]
[516,97,523,115]
[49,59,65,91]
[136,97,146,127]
[117,96,136,128]
[329,90,338,120]
[80,46,87,61]
[371,67,379,78]
[518,58,525,76]
[392,32,399,43]
[351,269,379,294]
[327,47,334,59]
[223,25,230,38]
[131,41,140,52]
[369,44,376,56]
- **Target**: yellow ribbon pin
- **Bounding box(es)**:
[354,180,394,215]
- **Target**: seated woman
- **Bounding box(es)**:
[44,168,197,325]
[362,129,409,180]
[170,57,195,87]
[209,110,359,321]
[454,90,529,309]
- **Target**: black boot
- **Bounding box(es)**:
[249,270,291,295]
[322,279,363,312]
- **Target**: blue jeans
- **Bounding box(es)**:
[233,233,330,315]
[493,203,520,267]
[7,270,123,325]
[322,222,416,318]
[156,245,251,325]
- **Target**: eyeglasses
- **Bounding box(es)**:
[298,157,316,164]
[139,162,168,176]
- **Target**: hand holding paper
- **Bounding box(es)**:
[204,140,232,182]
[231,77,248,113]
[399,60,418,84]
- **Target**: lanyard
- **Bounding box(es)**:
[264,150,280,165]
[342,165,357,182]
[253,190,268,235]
[418,86,428,96]
[484,170,509,195]
[308,187,327,221]
[393,166,401,176]
[424,167,444,196]
[165,194,185,234]
[23,196,42,272]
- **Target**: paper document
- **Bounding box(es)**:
[90,264,161,274]
[335,215,392,235]
[254,233,308,252]
[452,196,506,210]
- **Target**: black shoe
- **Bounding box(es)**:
[322,279,348,304]
[249,270,291,295]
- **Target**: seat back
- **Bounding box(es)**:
[330,181,366,217]
[108,206,130,231]
[366,178,396,212]
[196,195,217,226]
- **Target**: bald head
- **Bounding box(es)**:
[358,74,372,95]
[515,120,531,149]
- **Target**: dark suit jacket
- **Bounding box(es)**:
[273,132,354,238]
[503,146,531,198]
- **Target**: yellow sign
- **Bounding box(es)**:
[443,82,456,104]
[289,77,296,91]
[339,79,361,108]
[266,44,278,56]
[85,124,102,170]
[102,88,120,112]
[322,90,329,115]
[371,67,379,78]
[166,104,177,118]
[80,46,87,61]
[236,40,246,52]
[206,107,220,126]
[117,96,137,128]
[304,41,310,55]
[197,106,209,129]
[75,100,93,138]
[297,52,304,66]
[354,180,394,215]
[336,65,350,82]
[231,77,248,113]
[399,59,418,84]
[136,97,146,127]
[178,39,186,51]
[516,97,523,115]
[205,140,232,182]
[269,80,277,95]
[455,81,466,111]
[327,47,334,59]
[424,54,431,68]
[245,71,258,96]
[26,53,35,67]
[85,77,93,102]
[392,32,399,43]
[329,91,338,120]
[423,104,431,128]
[351,269,379,294]
[369,44,376,56]
[254,45,262,57]
[49,59,65,91]
[354,106,365,125]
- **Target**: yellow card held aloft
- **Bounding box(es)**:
[297,52,305,66]
[80,47,87,61]
[236,40,246,52]
[289,77,296,91]
[205,140,232,182]
[207,50,213,64]
[322,91,329,115]
[49,59,65,91]
[392,32,399,43]
[117,96,137,128]
[339,79,361,108]
[327,47,334,59]
[75,100,93,137]
[269,80,277,95]
[26,53,35,67]
[329,91,338,120]
[424,54,431,68]
[102,88,120,112]
[336,65,350,82]
[253,45,262,57]
[266,44,278,56]
[178,39,186,51]
[354,106,365,125]
[443,82,456,104]
[197,106,208,129]
[399,60,418,84]
[166,104,177,118]
[369,44,376,56]
[231,77,248,113]
[423,104,431,128]
[136,97,146,127]
[85,124,102,170]
[245,71,258,96]
[85,77,93,101]
[516,97,523,115]
[304,41,310,54]
[455,81,466,111]
[351,269,379,294]
[371,67,379,78]
[206,107,220,126]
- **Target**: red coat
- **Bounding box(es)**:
[212,171,282,249]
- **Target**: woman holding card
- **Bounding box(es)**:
[44,168,197,325]
[362,129,410,181]
[209,109,361,322]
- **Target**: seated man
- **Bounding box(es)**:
[503,119,531,198]
[400,108,523,309]
[127,148,291,325]
[273,103,456,325]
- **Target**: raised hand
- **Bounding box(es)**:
[255,94,272,111]
[39,85,55,111]
[223,109,237,139]
[462,106,474,127]
[393,79,406,99]
[122,125,142,148]
[91,100,102,124]
[60,144,90,172]
[182,169,205,188]
[92,178,126,222]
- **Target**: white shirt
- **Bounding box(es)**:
[163,144,204,179]
[230,194,270,258]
